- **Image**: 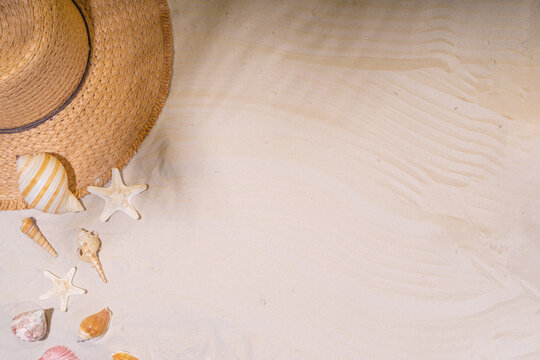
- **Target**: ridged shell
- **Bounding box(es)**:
[77,229,101,254]
[112,352,139,360]
[39,346,80,360]
[21,217,58,257]
[78,308,112,341]
[16,153,84,214]
[11,309,47,342]
[77,229,107,283]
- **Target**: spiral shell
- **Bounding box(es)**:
[77,228,100,254]
[38,346,79,360]
[21,217,57,257]
[78,307,112,342]
[112,352,139,360]
[16,153,84,214]
[77,229,107,283]
[11,309,47,342]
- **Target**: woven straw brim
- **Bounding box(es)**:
[0,0,172,210]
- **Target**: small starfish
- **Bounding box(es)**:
[87,168,148,222]
[39,267,87,312]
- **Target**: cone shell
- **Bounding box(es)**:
[78,308,112,342]
[39,346,80,360]
[21,217,57,257]
[16,153,84,214]
[11,309,47,342]
[112,352,139,360]
[77,229,107,283]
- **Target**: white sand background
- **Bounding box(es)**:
[2,0,540,358]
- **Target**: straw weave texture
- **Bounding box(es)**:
[0,0,172,210]
[0,0,89,129]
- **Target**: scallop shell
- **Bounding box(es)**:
[21,217,58,257]
[11,309,47,342]
[16,153,84,214]
[39,346,80,360]
[112,352,139,360]
[77,229,107,283]
[78,307,112,342]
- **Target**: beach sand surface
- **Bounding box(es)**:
[2,1,540,358]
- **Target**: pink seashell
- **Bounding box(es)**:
[38,346,80,360]
[11,309,47,342]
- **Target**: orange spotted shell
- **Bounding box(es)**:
[112,352,139,360]
[78,308,112,341]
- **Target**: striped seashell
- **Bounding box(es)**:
[21,217,58,257]
[77,229,107,283]
[112,351,139,360]
[39,346,80,360]
[16,153,84,214]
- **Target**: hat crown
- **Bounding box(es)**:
[0,0,89,131]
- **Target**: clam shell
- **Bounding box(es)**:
[21,217,58,257]
[78,307,112,342]
[112,352,139,360]
[39,346,80,360]
[11,309,47,342]
[16,153,84,214]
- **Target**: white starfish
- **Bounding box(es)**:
[39,267,87,312]
[87,168,148,222]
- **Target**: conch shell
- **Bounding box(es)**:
[21,217,57,257]
[78,307,112,342]
[39,346,80,360]
[16,153,84,214]
[77,228,107,283]
[112,352,139,360]
[11,309,47,342]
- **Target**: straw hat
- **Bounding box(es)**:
[0,0,172,210]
